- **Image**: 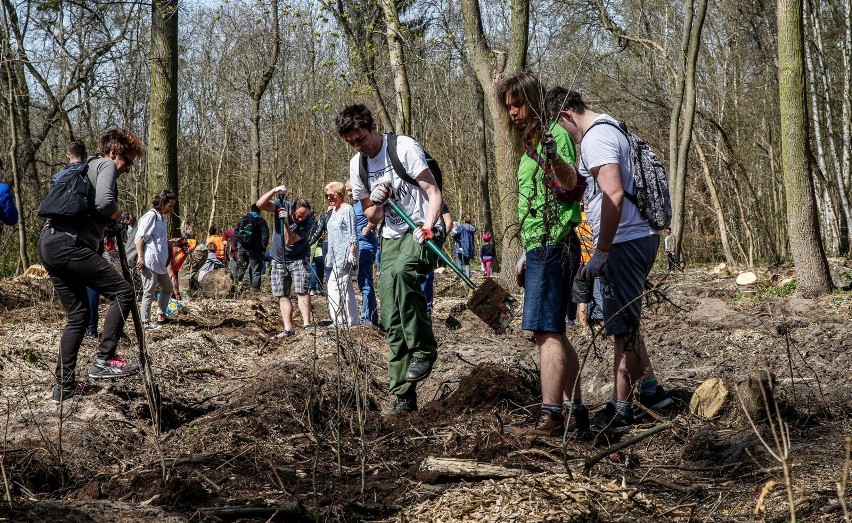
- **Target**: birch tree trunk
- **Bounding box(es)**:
[777,0,833,297]
[149,0,180,237]
[380,0,410,135]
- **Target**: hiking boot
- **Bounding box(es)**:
[633,385,674,420]
[591,403,634,434]
[565,407,593,440]
[52,381,91,403]
[381,395,417,417]
[405,356,434,383]
[89,356,139,379]
[503,410,565,437]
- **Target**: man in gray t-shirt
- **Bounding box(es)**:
[546,88,672,434]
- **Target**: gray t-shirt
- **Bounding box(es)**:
[48,157,120,251]
[579,114,656,245]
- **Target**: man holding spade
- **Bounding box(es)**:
[336,104,445,416]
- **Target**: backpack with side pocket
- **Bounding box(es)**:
[235,214,260,249]
[584,119,672,230]
[38,159,96,220]
[358,133,443,191]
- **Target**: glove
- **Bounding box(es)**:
[412,227,433,244]
[346,252,356,266]
[276,207,288,220]
[580,248,609,281]
[369,183,392,206]
[542,132,558,160]
[273,185,287,195]
[515,254,526,288]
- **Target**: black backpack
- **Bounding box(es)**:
[358,133,443,191]
[38,159,96,219]
[235,214,260,248]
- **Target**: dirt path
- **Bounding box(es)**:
[1,264,850,522]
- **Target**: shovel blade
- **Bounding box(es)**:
[466,277,519,334]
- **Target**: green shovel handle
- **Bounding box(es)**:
[387,200,478,290]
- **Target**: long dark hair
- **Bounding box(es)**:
[497,71,547,150]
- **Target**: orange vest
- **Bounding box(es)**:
[206,235,226,261]
[577,212,594,265]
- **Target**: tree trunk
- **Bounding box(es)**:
[475,83,494,238]
[695,137,735,266]
[149,0,181,237]
[247,0,281,204]
[777,0,833,296]
[667,0,693,211]
[380,0,410,134]
[671,0,708,254]
[461,0,528,279]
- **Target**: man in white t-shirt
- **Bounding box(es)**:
[336,104,444,416]
[545,88,672,433]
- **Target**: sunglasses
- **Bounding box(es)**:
[325,193,339,199]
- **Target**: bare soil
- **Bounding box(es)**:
[1,261,851,522]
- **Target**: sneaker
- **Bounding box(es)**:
[309,290,317,296]
[380,395,417,417]
[503,410,565,437]
[143,321,161,331]
[591,403,634,434]
[84,329,98,338]
[633,385,674,420]
[89,356,140,379]
[405,356,434,382]
[52,381,91,403]
[271,330,295,339]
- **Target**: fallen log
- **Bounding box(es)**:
[416,456,525,483]
[196,502,305,522]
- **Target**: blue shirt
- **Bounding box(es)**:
[0,182,18,226]
[353,200,378,250]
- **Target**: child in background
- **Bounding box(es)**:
[480,233,495,277]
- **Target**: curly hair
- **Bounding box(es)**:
[96,129,145,159]
[152,190,177,211]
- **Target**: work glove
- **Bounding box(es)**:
[542,132,558,160]
[276,207,288,220]
[580,248,609,281]
[346,251,357,267]
[515,253,526,288]
[412,227,433,245]
[273,185,287,195]
[369,183,392,207]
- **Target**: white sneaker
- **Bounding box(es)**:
[143,321,162,331]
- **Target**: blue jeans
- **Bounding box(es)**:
[421,272,434,311]
[358,247,378,324]
[309,255,325,292]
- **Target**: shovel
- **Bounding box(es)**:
[387,200,518,334]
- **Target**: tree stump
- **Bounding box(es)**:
[690,377,729,419]
[199,269,233,299]
[738,370,777,421]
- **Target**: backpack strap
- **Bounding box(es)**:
[580,118,639,208]
[385,134,419,187]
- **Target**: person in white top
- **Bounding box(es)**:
[135,190,178,330]
[337,104,444,417]
[546,88,672,433]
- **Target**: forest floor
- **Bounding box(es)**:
[1,259,851,522]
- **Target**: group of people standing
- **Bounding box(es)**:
[37,72,671,439]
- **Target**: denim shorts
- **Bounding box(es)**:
[596,234,660,336]
[521,236,579,333]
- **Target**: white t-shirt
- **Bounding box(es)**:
[349,134,431,240]
[579,114,656,245]
[135,209,171,274]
